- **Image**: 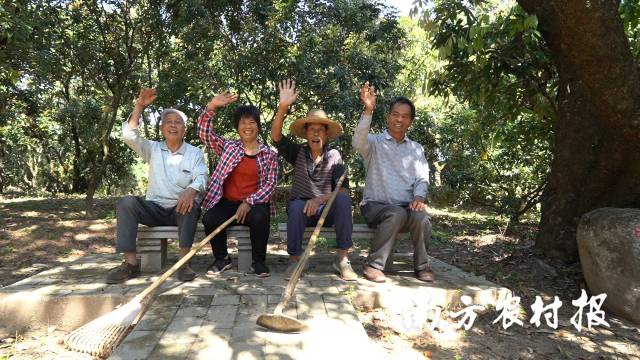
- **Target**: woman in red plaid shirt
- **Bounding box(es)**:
[198,92,278,277]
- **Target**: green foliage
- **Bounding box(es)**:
[408,0,555,221]
[0,0,409,208]
[620,0,640,59]
[158,0,407,186]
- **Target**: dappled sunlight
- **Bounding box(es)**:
[0,197,117,286]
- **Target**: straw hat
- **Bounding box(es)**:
[289,109,343,140]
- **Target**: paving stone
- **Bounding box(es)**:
[324,301,362,329]
[322,294,351,304]
[111,330,164,360]
[230,283,268,295]
[295,294,327,320]
[186,327,233,360]
[307,280,332,287]
[148,338,195,360]
[136,305,180,331]
[213,294,240,305]
[189,284,232,296]
[203,304,238,329]
[155,294,184,307]
[180,295,213,308]
[263,343,304,360]
[229,341,264,360]
[239,294,268,308]
[267,294,283,304]
[295,285,341,295]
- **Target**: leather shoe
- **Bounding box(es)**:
[415,267,434,282]
[363,264,386,283]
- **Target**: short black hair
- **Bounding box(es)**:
[388,96,416,120]
[233,105,261,130]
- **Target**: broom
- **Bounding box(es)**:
[257,171,347,332]
[64,214,237,358]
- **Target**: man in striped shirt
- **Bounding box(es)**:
[270,79,357,281]
[353,82,433,283]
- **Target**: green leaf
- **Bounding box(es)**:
[523,15,538,30]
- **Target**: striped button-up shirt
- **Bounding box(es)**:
[273,135,348,200]
[352,114,430,206]
[197,110,278,215]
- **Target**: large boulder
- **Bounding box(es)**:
[577,208,640,324]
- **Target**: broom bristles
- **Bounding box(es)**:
[64,299,142,358]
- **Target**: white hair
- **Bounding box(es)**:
[160,108,188,125]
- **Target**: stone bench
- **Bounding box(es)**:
[137,225,251,273]
[137,223,410,273]
[277,223,409,268]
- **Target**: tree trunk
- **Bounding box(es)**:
[70,121,85,193]
[516,0,640,261]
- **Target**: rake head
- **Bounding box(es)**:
[64,299,142,358]
[256,313,309,333]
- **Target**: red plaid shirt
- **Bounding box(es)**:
[198,109,278,215]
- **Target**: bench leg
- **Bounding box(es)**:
[139,238,167,273]
[141,252,161,273]
[229,230,252,272]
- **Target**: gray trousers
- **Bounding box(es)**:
[361,201,432,271]
[116,195,201,253]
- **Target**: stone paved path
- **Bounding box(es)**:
[107,255,387,360]
[1,251,510,359]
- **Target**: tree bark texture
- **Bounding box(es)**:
[516,0,640,261]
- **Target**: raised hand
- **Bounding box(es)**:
[206,91,238,111]
[360,81,376,114]
[278,79,299,108]
[136,88,157,109]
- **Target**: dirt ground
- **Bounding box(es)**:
[0,196,115,287]
[359,207,640,360]
[0,196,639,359]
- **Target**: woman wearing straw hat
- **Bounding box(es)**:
[270,79,357,281]
[197,92,278,278]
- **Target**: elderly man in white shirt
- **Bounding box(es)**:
[106,88,208,284]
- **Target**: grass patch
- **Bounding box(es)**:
[431,229,451,246]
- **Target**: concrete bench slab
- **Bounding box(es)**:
[138,222,411,274]
[137,225,251,273]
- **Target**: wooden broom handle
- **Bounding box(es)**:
[135,214,237,301]
[275,171,348,313]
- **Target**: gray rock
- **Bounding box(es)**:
[577,208,640,324]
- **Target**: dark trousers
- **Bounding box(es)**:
[286,192,353,256]
[116,195,201,253]
[361,201,431,271]
[202,199,270,263]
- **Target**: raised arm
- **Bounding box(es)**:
[122,88,157,162]
[271,79,299,143]
[197,91,238,155]
[352,81,376,157]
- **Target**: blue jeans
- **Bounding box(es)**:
[285,192,353,256]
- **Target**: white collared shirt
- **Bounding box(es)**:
[122,121,208,208]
